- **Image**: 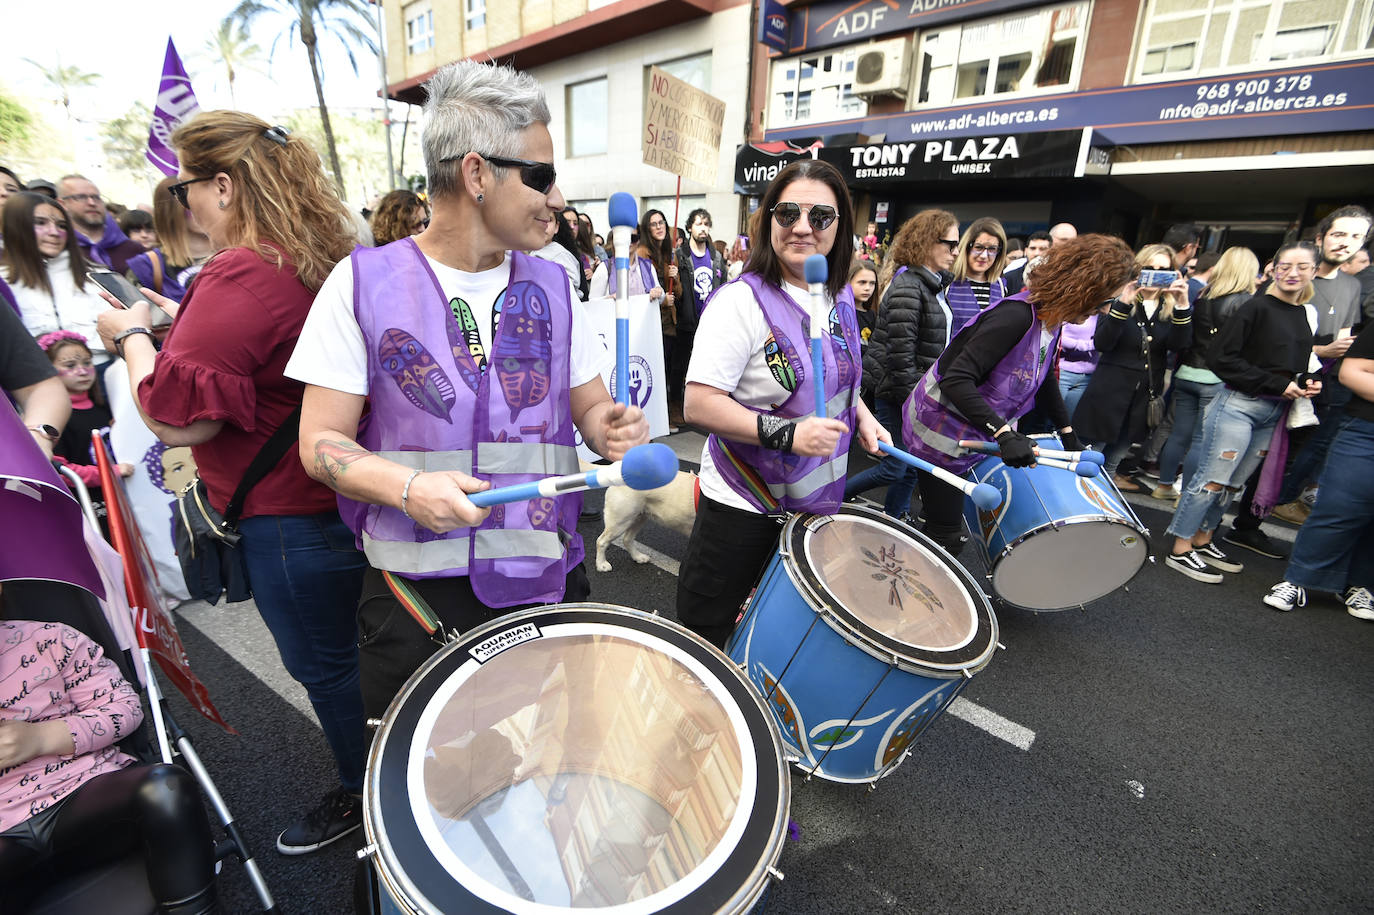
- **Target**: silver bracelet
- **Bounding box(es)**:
[400,470,421,519]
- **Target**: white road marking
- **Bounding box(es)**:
[599,542,681,577]
[1126,779,1146,799]
[947,697,1036,751]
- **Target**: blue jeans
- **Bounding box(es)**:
[237,512,368,793]
[1166,389,1284,541]
[1277,381,1353,503]
[1283,415,1374,593]
[844,397,917,517]
[1059,370,1093,420]
[1086,439,1133,478]
[1157,378,1222,487]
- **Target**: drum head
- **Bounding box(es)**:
[991,518,1147,610]
[365,604,789,915]
[788,505,996,673]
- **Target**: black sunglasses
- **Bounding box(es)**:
[168,176,214,209]
[938,238,960,253]
[442,152,557,194]
[771,202,838,231]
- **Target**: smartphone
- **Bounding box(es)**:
[87,267,172,328]
[1138,269,1180,288]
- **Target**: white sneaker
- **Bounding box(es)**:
[1345,586,1374,621]
[1166,551,1224,584]
[1263,581,1307,612]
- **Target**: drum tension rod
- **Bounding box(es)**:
[366,718,384,730]
[356,843,378,860]
[768,866,786,882]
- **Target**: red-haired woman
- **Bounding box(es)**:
[902,235,1138,549]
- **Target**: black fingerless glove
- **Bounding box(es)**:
[1059,430,1084,452]
[996,429,1037,468]
[758,414,796,452]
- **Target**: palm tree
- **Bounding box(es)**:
[206,18,266,108]
[231,0,377,191]
[24,57,100,127]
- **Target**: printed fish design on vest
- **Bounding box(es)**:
[378,328,456,422]
[492,281,553,422]
[763,332,800,392]
[826,304,855,390]
[446,297,484,393]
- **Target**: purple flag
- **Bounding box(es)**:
[146,38,201,177]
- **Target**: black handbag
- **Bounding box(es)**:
[1140,310,1167,428]
[173,406,301,604]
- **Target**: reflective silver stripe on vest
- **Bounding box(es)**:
[905,373,964,457]
[373,450,474,475]
[827,389,853,417]
[476,442,580,476]
[361,532,470,575]
[766,452,849,501]
[474,528,565,561]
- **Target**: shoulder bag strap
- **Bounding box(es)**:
[222,404,303,525]
[149,250,164,296]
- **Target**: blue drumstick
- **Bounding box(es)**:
[958,438,1106,470]
[878,442,1002,510]
[468,442,678,508]
[608,192,638,406]
[804,254,828,419]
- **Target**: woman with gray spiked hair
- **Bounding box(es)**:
[288,60,649,719]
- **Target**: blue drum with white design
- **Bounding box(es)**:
[726,504,997,784]
[964,434,1149,611]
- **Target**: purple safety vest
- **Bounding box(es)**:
[902,290,1060,475]
[706,272,862,514]
[943,277,1007,337]
[341,239,583,607]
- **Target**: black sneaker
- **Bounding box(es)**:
[1164,550,1223,584]
[1222,527,1288,560]
[1195,541,1243,573]
[277,787,362,855]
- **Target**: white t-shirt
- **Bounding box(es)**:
[687,278,833,512]
[286,252,606,398]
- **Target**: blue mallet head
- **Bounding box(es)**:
[971,482,1002,511]
[608,192,638,230]
[1077,449,1106,465]
[803,253,828,285]
[620,442,679,491]
[1073,461,1100,478]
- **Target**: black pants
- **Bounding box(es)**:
[0,763,215,912]
[916,469,969,553]
[675,496,784,649]
[357,563,591,720]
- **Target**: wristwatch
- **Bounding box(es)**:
[112,326,155,358]
[28,423,60,442]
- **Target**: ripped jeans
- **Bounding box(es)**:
[1165,388,1284,541]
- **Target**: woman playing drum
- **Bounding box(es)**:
[901,235,1137,545]
[675,159,887,648]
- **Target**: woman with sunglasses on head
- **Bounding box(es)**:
[944,216,1010,336]
[902,235,1137,549]
[287,61,646,714]
[676,159,887,648]
[1162,242,1321,584]
[124,176,213,304]
[845,209,959,533]
[3,192,114,365]
[95,112,373,856]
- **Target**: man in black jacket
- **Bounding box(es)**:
[673,208,726,421]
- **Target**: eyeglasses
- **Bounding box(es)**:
[168,176,215,209]
[441,153,557,194]
[33,216,69,233]
[937,238,960,253]
[771,202,838,231]
[61,193,102,205]
[970,244,1000,257]
[1274,262,1315,275]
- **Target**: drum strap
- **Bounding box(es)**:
[381,570,450,643]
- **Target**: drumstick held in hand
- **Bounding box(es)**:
[804,254,828,420]
[467,442,677,507]
[878,442,1002,510]
[608,192,638,406]
[958,439,1106,466]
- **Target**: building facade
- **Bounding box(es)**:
[745,0,1374,250]
[381,0,754,239]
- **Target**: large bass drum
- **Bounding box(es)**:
[361,604,791,914]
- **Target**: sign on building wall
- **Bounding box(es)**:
[764,60,1374,147]
[733,138,824,194]
[788,0,1043,53]
[819,130,1085,183]
[643,65,728,187]
[757,0,791,52]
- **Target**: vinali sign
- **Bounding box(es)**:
[818,131,1083,184]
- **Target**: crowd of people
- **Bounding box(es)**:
[1,57,1371,909]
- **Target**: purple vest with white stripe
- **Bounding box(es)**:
[340,239,583,607]
[902,290,1060,474]
[944,277,1007,337]
[706,272,862,514]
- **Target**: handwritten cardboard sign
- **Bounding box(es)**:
[642,66,726,187]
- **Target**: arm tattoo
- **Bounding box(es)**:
[314,438,375,485]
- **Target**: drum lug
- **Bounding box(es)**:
[356,843,378,861]
[366,718,383,729]
[961,668,972,680]
[996,641,1006,651]
[768,866,786,883]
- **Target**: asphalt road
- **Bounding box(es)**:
[160,432,1374,914]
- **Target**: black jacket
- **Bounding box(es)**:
[1180,289,1250,372]
[864,266,952,403]
[674,241,726,337]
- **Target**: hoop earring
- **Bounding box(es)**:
[476,193,484,204]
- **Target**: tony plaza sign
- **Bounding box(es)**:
[820,130,1083,184]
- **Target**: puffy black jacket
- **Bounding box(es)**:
[864,266,952,403]
[1181,289,1250,372]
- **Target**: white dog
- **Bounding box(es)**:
[594,469,698,572]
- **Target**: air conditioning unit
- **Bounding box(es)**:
[853,37,911,99]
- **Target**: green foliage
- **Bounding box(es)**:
[101,102,160,184]
[0,89,36,149]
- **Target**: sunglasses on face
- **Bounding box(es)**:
[938,238,960,253]
[168,176,215,208]
[442,153,557,195]
[771,202,838,231]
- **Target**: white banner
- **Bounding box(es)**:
[104,362,193,601]
[577,293,670,463]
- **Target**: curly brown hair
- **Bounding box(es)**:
[1026,235,1135,326]
[888,209,957,271]
[370,190,425,246]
